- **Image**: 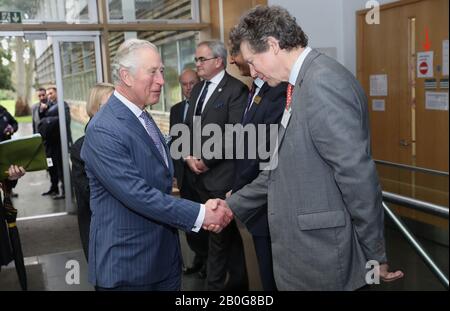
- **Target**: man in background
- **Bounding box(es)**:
[184,40,248,290]
[227,27,287,290]
[31,88,46,134]
[38,86,72,199]
[170,68,209,278]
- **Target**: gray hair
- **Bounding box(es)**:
[198,40,227,69]
[111,39,158,84]
[234,6,308,53]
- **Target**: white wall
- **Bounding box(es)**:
[268,0,398,75]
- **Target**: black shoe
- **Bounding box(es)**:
[53,194,65,200]
[183,263,203,275]
[42,189,58,196]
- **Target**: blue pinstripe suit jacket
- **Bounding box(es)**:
[81,94,200,288]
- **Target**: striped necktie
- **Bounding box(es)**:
[140,110,167,165]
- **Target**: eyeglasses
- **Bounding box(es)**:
[194,57,218,63]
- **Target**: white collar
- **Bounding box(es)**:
[289,46,312,85]
[114,90,145,118]
[207,69,225,85]
[254,77,265,89]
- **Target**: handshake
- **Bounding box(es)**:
[201,199,233,233]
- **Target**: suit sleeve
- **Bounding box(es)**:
[81,124,201,232]
[202,83,247,168]
[306,70,387,264]
[226,168,270,225]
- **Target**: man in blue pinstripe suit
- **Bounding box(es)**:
[81,39,232,291]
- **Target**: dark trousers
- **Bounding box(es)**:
[196,186,249,291]
[48,144,64,193]
[253,235,277,291]
[180,171,209,268]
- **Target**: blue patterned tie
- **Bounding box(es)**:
[140,110,167,165]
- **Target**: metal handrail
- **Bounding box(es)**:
[375,159,449,177]
[383,202,449,289]
[382,191,449,219]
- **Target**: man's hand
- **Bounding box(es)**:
[185,156,209,175]
[7,165,26,180]
[196,159,209,173]
[39,103,48,111]
[202,199,233,233]
[380,263,404,282]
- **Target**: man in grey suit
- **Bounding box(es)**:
[81,39,232,291]
[216,6,403,290]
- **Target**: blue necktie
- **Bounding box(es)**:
[195,81,211,116]
[140,110,167,165]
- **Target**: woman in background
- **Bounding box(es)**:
[71,83,114,261]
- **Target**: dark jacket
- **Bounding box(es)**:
[169,100,188,189]
[70,136,90,260]
[232,82,286,236]
[0,105,18,141]
[184,72,248,193]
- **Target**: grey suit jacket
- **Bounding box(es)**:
[227,49,387,290]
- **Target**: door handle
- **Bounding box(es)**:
[399,139,410,147]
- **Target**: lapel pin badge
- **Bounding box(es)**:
[254,96,262,104]
[218,88,222,93]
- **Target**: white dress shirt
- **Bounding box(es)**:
[194,69,226,114]
[288,46,312,86]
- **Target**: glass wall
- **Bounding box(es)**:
[107,0,197,22]
[108,31,197,112]
[0,0,97,23]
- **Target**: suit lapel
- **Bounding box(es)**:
[278,49,321,145]
[109,96,170,171]
[243,82,270,125]
[201,73,229,119]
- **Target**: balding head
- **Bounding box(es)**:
[179,69,200,99]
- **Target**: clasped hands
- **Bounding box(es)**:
[202,199,232,233]
[185,156,209,175]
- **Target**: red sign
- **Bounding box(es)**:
[419,61,428,75]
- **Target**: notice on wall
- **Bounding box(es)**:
[417,51,434,78]
[370,74,388,96]
[443,40,449,76]
[372,99,385,111]
[425,91,448,111]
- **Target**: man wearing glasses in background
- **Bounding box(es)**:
[183,41,248,290]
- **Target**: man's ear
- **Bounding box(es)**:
[120,67,133,87]
[267,36,280,55]
[215,57,224,69]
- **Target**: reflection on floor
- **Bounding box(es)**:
[0,214,447,291]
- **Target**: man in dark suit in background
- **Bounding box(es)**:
[169,68,207,278]
[38,86,72,199]
[31,88,46,134]
[227,28,286,291]
[184,40,248,290]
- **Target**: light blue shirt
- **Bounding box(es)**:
[114,90,205,232]
[288,46,312,86]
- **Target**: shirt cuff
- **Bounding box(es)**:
[192,204,205,232]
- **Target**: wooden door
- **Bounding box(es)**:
[357,0,449,227]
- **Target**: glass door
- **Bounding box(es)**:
[51,33,103,213]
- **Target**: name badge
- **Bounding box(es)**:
[281,108,291,128]
[46,158,53,167]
